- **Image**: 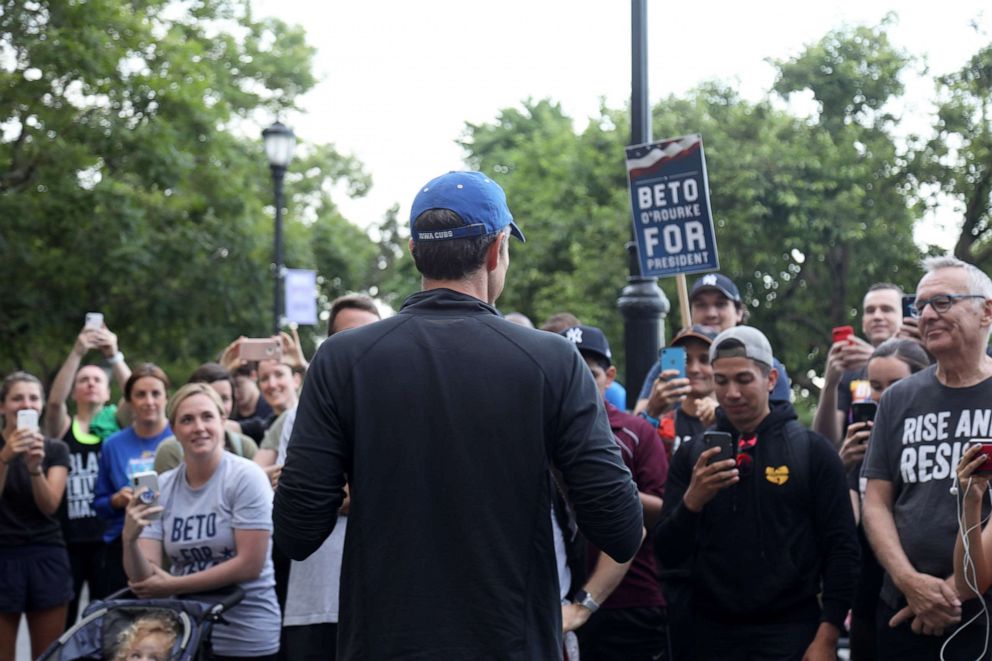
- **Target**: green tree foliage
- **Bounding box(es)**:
[460,99,634,367]
[912,40,992,268]
[452,21,924,397]
[0,0,377,380]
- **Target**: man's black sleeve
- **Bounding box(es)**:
[809,431,861,629]
[653,438,701,567]
[552,349,643,563]
[272,346,348,560]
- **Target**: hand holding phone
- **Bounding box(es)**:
[971,442,992,476]
[840,421,872,469]
[132,471,161,520]
[684,431,739,513]
[957,442,992,506]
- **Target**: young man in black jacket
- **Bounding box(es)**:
[273,171,644,660]
[655,326,859,660]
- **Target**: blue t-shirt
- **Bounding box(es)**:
[93,424,172,542]
[605,382,627,410]
[638,356,792,403]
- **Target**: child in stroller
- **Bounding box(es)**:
[37,586,243,661]
[113,612,176,661]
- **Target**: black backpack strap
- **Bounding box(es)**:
[782,420,813,507]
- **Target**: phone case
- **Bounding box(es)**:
[240,339,281,361]
[704,432,734,463]
[132,471,161,519]
[832,326,854,343]
[661,347,686,378]
[16,409,39,431]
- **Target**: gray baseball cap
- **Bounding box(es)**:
[709,326,773,367]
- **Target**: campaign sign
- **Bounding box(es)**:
[625,134,718,278]
[284,268,318,325]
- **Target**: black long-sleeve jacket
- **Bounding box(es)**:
[273,288,643,660]
[654,402,859,630]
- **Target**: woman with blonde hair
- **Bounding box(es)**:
[122,383,279,660]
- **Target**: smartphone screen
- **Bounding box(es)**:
[660,347,687,379]
[902,295,917,319]
[703,431,734,464]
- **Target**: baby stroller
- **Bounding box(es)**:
[38,586,244,661]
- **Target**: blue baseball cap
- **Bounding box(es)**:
[410,171,526,243]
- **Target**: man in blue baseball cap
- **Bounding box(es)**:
[275,171,644,660]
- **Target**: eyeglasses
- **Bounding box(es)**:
[736,433,757,477]
[913,294,987,316]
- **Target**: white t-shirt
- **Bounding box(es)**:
[142,453,280,656]
[279,404,348,627]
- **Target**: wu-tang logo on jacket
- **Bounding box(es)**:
[765,466,789,486]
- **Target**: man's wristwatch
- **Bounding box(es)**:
[106,351,125,366]
[573,590,600,614]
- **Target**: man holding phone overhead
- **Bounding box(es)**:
[655,326,858,660]
[812,283,906,447]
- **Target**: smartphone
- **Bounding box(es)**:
[902,295,917,319]
[704,431,734,464]
[16,409,39,432]
[240,338,281,362]
[832,325,854,344]
[660,347,687,379]
[84,312,104,330]
[132,471,161,519]
[851,401,878,425]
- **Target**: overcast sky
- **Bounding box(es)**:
[251,1,989,250]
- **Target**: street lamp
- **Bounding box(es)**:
[617,0,669,409]
[262,120,296,334]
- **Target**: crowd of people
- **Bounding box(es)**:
[2,169,992,661]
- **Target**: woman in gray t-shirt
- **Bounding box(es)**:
[122,383,280,660]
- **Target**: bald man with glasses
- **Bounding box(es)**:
[863,255,992,659]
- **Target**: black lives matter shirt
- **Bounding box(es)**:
[59,424,106,544]
[863,365,992,608]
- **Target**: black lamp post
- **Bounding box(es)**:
[262,121,296,335]
[618,0,669,410]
